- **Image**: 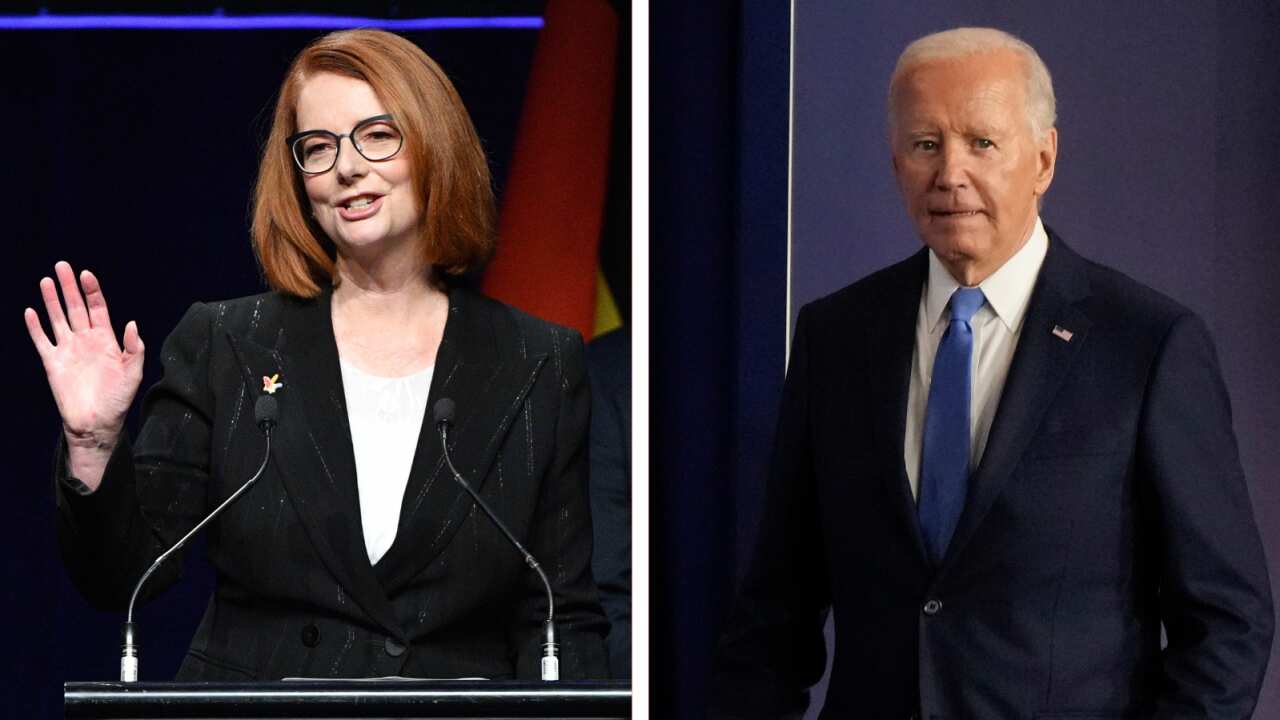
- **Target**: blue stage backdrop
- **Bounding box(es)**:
[2,23,536,715]
[654,1,1280,717]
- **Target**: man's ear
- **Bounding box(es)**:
[1034,127,1058,195]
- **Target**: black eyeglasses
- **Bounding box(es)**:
[287,114,404,175]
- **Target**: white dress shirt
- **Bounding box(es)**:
[903,217,1049,500]
[340,358,435,564]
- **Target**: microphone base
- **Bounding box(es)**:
[540,655,559,682]
[120,655,138,683]
[120,621,139,682]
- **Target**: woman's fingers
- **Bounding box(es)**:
[34,264,127,360]
[80,269,113,331]
[122,320,144,357]
[54,261,91,332]
[39,276,71,342]
[23,307,54,361]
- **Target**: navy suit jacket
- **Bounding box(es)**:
[713,232,1273,719]
[55,286,609,681]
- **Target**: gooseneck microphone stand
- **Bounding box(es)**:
[433,398,560,681]
[120,395,278,682]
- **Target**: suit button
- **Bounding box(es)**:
[922,599,943,616]
[384,637,406,657]
[301,624,320,648]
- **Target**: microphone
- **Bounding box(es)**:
[432,398,560,681]
[432,397,455,428]
[120,395,278,682]
[254,394,279,430]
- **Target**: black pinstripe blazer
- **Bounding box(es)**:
[55,285,609,680]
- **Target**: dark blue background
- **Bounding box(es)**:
[651,0,788,716]
[2,27,536,716]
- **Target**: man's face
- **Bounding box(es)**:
[890,49,1057,286]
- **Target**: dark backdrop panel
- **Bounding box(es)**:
[650,0,789,717]
[1,27,535,716]
[789,1,1280,716]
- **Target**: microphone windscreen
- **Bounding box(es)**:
[433,398,456,427]
[254,395,280,429]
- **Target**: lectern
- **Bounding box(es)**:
[64,680,631,718]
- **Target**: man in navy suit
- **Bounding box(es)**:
[712,27,1273,719]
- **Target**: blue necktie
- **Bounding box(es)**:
[918,287,985,564]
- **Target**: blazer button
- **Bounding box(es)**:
[922,599,943,616]
[384,637,407,657]
[301,624,320,648]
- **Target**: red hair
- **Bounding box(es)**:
[252,29,495,297]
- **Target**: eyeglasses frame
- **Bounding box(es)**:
[286,114,403,175]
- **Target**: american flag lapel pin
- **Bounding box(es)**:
[1051,325,1074,342]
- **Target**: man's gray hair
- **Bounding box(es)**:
[888,27,1056,140]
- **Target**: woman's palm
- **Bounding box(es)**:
[25,262,144,438]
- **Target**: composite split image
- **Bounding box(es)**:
[6,1,1280,719]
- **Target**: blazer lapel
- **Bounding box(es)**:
[867,250,932,566]
[940,233,1093,573]
[375,288,547,590]
[224,291,401,636]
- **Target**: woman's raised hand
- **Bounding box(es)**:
[25,262,144,490]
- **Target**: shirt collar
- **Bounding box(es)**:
[924,216,1049,333]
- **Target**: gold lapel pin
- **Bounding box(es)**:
[262,373,283,394]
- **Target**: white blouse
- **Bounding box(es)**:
[339,357,435,565]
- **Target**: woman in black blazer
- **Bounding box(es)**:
[26,29,608,681]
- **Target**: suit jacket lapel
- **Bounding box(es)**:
[867,250,932,565]
[224,291,401,636]
[940,233,1093,573]
[375,288,547,590]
